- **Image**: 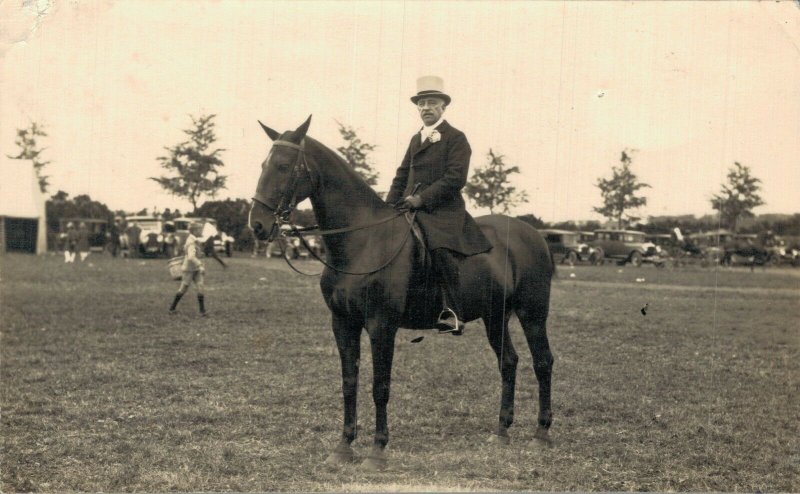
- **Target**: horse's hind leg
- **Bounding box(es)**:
[517,305,554,446]
[483,310,519,444]
[325,315,362,466]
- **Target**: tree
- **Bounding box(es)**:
[336,121,378,186]
[45,191,114,235]
[464,149,529,214]
[516,213,546,230]
[151,114,227,213]
[546,220,602,232]
[7,121,51,193]
[593,150,650,229]
[710,162,764,233]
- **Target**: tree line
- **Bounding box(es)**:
[9,115,773,244]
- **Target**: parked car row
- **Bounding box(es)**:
[541,230,600,266]
[53,216,798,268]
[542,227,800,268]
[542,228,665,267]
[56,216,236,259]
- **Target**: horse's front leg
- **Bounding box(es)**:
[361,319,398,471]
[325,314,362,466]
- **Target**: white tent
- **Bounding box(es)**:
[0,157,48,254]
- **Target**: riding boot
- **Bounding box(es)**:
[198,294,207,316]
[431,249,465,334]
[169,293,183,313]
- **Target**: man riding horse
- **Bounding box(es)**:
[249,102,555,470]
[387,76,492,334]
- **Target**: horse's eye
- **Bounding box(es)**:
[277,162,291,171]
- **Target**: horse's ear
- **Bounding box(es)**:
[258,120,281,141]
[292,115,312,142]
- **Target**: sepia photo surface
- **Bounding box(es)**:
[1,1,798,492]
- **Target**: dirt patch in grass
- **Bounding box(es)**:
[1,254,798,491]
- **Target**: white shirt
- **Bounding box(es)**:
[181,233,205,272]
[419,116,445,144]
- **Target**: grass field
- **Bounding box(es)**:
[1,253,798,492]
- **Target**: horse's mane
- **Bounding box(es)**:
[282,130,389,210]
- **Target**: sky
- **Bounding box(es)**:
[1,0,799,223]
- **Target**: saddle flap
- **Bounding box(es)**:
[401,212,443,328]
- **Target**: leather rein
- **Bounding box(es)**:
[253,139,414,276]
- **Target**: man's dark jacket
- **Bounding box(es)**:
[386,120,492,256]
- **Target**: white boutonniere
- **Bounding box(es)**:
[428,130,441,143]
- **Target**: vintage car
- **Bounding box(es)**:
[719,233,773,267]
[172,217,235,257]
[751,233,799,266]
[161,220,180,258]
[589,229,664,267]
[125,215,171,257]
[541,229,594,265]
[688,229,734,264]
[645,233,673,250]
[645,233,681,258]
[764,237,800,266]
[646,231,716,267]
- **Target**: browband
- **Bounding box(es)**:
[272,139,305,151]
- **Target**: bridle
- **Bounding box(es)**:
[252,139,317,243]
[251,138,415,277]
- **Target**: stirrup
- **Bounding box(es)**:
[435,308,464,335]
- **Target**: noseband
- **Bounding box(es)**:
[252,139,317,242]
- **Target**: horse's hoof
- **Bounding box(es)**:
[360,448,388,472]
[324,443,354,466]
[487,433,511,445]
[530,427,554,448]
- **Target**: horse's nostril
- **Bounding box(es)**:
[253,222,263,234]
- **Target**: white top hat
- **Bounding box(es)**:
[410,75,451,105]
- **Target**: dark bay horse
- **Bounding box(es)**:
[249,116,555,471]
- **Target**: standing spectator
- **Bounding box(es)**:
[77,222,91,262]
[64,222,78,263]
[127,221,142,258]
[118,217,130,257]
[107,217,122,257]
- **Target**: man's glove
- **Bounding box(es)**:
[395,195,423,211]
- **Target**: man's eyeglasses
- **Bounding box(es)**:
[416,99,444,109]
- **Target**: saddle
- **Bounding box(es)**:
[401,213,456,330]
